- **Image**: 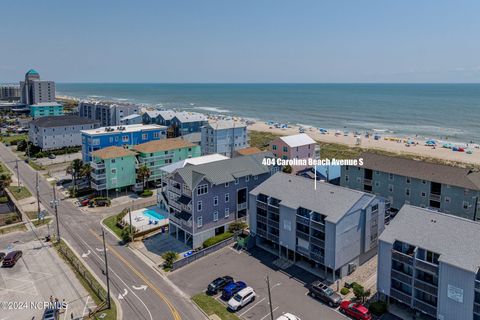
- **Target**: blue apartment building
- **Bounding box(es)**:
[81,124,167,162]
[170,112,208,137]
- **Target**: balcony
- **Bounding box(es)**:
[91,172,106,180]
[413,299,437,318]
[138,153,174,162]
[414,279,438,296]
[268,205,280,214]
[429,193,441,202]
[296,245,310,256]
[237,202,247,211]
[415,259,438,274]
[391,269,413,285]
[310,251,324,263]
[392,250,414,265]
[183,188,192,197]
[296,215,310,226]
[169,214,192,229]
[267,233,279,243]
[91,162,105,169]
[257,215,267,224]
[474,302,480,315]
[256,228,267,238]
[168,185,182,195]
[257,201,268,211]
[363,178,373,186]
[268,217,280,226]
[92,182,106,190]
[296,230,310,241]
[475,280,480,291]
[390,288,412,305]
[310,236,325,248]
[311,220,325,232]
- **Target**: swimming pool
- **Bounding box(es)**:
[143,209,166,221]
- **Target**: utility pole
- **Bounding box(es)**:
[266,275,274,320]
[15,159,19,187]
[128,208,133,242]
[101,228,111,309]
[36,173,41,218]
[50,185,60,242]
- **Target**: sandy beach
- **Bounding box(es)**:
[248,122,480,166]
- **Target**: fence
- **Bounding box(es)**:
[171,236,236,270]
[56,242,107,303]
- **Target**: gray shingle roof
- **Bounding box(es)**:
[379,205,480,273]
[173,112,207,123]
[250,172,374,223]
[176,152,272,189]
[360,152,480,190]
[29,115,99,127]
[205,120,247,130]
[157,110,176,120]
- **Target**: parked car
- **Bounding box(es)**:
[308,280,342,307]
[0,252,5,261]
[48,154,56,159]
[227,287,256,311]
[2,250,23,267]
[207,276,234,294]
[339,301,372,320]
[276,313,301,320]
[222,281,247,300]
[42,307,59,320]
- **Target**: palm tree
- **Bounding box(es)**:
[137,165,151,188]
[66,159,84,193]
[80,163,92,185]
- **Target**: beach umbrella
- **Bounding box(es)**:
[425,139,436,146]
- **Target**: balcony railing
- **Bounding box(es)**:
[414,279,438,296]
[296,245,310,256]
[310,236,325,248]
[392,250,414,265]
[415,259,438,274]
[429,193,441,202]
[391,269,413,285]
[296,215,310,226]
[90,162,105,169]
[310,220,325,232]
[296,230,310,241]
[268,217,280,225]
[268,205,280,214]
[256,228,267,238]
[91,182,106,190]
[138,153,174,162]
[169,215,192,229]
[237,202,247,211]
[310,251,324,263]
[257,200,268,210]
[267,233,279,243]
[168,186,182,195]
[390,288,412,305]
[91,172,106,180]
[363,178,373,186]
[413,299,437,317]
[183,189,192,197]
[475,280,480,291]
[257,215,267,224]
[474,302,480,315]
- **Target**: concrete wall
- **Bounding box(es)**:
[376,240,393,296]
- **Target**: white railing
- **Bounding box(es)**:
[92,182,106,190]
[91,162,105,169]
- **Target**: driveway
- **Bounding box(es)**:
[169,246,347,320]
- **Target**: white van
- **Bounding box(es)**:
[227,286,256,311]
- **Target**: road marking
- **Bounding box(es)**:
[238,297,265,317]
[259,305,279,320]
[89,229,181,320]
[132,284,148,291]
[81,250,91,258]
[118,288,128,300]
[63,303,69,320]
[96,247,107,252]
[81,296,91,317]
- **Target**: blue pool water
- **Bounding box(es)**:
[143,209,166,221]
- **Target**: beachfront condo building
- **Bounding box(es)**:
[29,115,99,150]
[81,124,167,162]
[169,112,208,137]
[377,205,480,320]
[29,102,64,119]
[269,133,319,160]
[0,84,21,101]
[119,113,142,125]
[166,153,279,248]
[201,120,249,157]
[20,69,56,105]
[143,110,177,127]
[132,139,201,183]
[340,152,480,220]
[90,147,137,193]
[79,100,140,127]
[249,173,385,280]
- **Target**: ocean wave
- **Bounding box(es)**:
[193,106,231,113]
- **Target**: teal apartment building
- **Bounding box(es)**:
[29,102,64,119]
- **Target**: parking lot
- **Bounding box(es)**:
[169,246,347,320]
[0,239,94,320]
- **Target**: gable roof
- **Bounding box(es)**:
[206,120,247,130]
[250,172,373,224]
[120,113,141,121]
[29,115,99,127]
[92,146,137,160]
[380,205,480,273]
[157,110,177,121]
[160,154,229,174]
[360,152,480,190]
[236,147,263,156]
[173,112,207,123]
[175,152,272,189]
[133,138,196,153]
[278,134,316,147]
[144,110,161,118]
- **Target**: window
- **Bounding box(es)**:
[254,175,258,180]
[405,188,410,196]
[282,146,288,152]
[153,132,160,138]
[111,168,117,174]
[375,181,380,187]
[111,159,116,163]
[245,175,250,182]
[463,201,470,210]
[92,138,100,146]
[122,135,129,142]
[345,175,349,182]
[421,192,426,197]
[142,133,147,140]
[213,211,218,222]
[389,173,394,181]
[197,216,203,228]
[372,204,378,212]
[356,177,362,183]
[445,196,451,203]
[388,184,394,192]
[375,170,380,175]
[235,178,239,185]
[225,208,230,218]
[345,166,349,171]
[213,196,218,206]
[197,184,208,195]
[406,177,411,184]
[197,201,202,211]
[225,182,229,187]
[225,193,229,203]
[109,137,113,143]
[272,145,277,150]
[422,180,426,184]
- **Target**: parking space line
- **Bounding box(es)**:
[238,297,265,317]
[259,305,279,320]
[81,296,91,317]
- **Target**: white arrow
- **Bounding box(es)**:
[118,288,128,300]
[132,285,148,291]
[96,247,108,252]
[81,250,91,258]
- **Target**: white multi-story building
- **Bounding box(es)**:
[201,120,249,157]
[20,69,55,105]
[29,115,99,150]
[78,100,140,127]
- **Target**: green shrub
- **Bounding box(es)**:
[228,220,247,233]
[0,196,8,203]
[140,189,153,197]
[369,301,388,316]
[117,209,128,222]
[16,140,27,151]
[352,283,370,303]
[121,228,132,243]
[340,287,350,295]
[162,251,179,270]
[203,232,234,248]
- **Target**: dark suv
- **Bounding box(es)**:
[2,250,23,267]
[207,276,233,294]
[308,280,342,307]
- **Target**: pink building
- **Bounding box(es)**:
[269,133,319,160]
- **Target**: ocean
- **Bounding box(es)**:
[56,83,480,143]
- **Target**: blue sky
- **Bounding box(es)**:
[1,0,479,83]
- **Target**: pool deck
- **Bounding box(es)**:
[122,206,169,233]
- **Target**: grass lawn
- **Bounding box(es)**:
[27,160,46,171]
[103,214,123,239]
[8,186,32,200]
[249,130,281,150]
[32,217,52,227]
[54,241,117,320]
[0,223,27,235]
[192,293,240,320]
[0,134,27,145]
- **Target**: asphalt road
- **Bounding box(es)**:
[0,143,206,320]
